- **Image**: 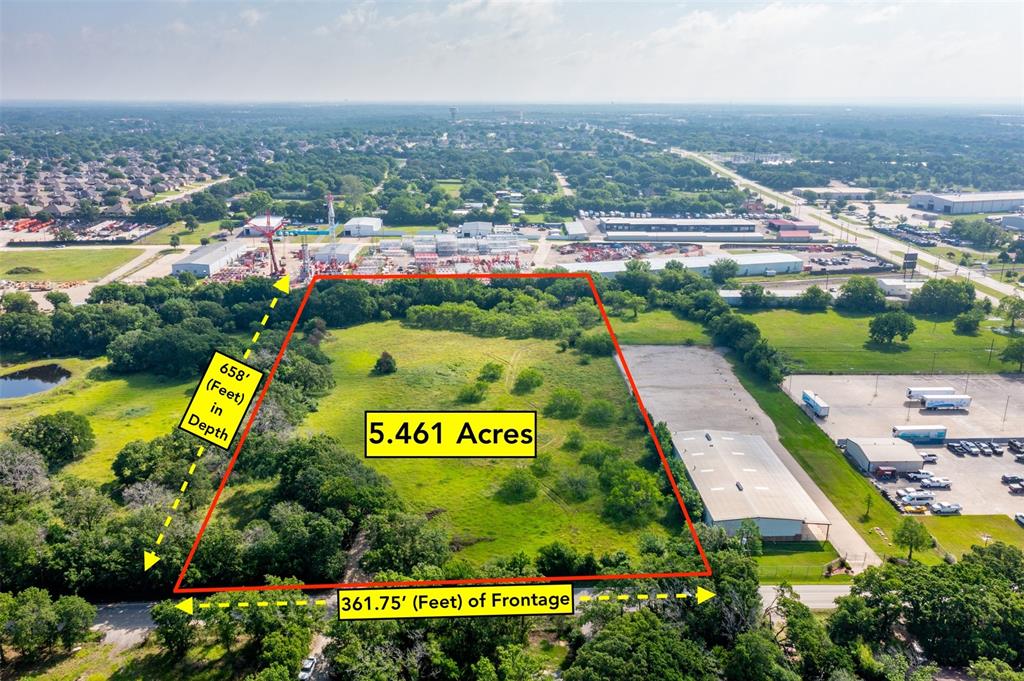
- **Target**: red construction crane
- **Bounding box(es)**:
[250,211,286,275]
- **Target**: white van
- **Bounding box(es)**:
[901,491,936,505]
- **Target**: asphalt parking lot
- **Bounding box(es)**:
[872,443,1024,516]
[783,374,1024,441]
[783,374,1024,517]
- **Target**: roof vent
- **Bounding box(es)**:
[736,481,744,491]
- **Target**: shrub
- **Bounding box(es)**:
[556,471,595,502]
[530,452,553,477]
[513,367,544,394]
[562,428,585,451]
[497,468,538,503]
[456,381,487,404]
[577,331,615,357]
[543,388,583,419]
[478,362,504,382]
[581,399,617,427]
[953,310,984,335]
[372,351,397,375]
[580,441,622,469]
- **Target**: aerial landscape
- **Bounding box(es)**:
[1,1,1023,680]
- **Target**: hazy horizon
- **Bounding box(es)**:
[2,1,1021,106]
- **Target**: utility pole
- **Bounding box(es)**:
[988,338,995,366]
[1003,396,1010,427]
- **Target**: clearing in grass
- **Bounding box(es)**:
[742,308,1014,374]
[0,247,143,282]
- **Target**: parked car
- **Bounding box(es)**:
[1015,454,1024,464]
[1001,474,1024,484]
[906,470,934,481]
[901,492,935,505]
[1009,483,1024,495]
[1008,439,1024,453]
[903,504,927,514]
[930,502,962,515]
[964,442,981,456]
[946,442,962,453]
[921,477,951,489]
[298,656,317,681]
[1016,513,1024,527]
[920,452,938,464]
[991,442,1005,456]
[896,487,919,497]
[980,442,998,456]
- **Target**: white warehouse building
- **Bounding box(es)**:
[562,252,803,278]
[171,241,251,278]
[674,430,831,540]
[314,242,365,264]
[908,191,1024,215]
[344,217,383,237]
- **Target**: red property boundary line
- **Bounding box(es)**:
[173,272,712,595]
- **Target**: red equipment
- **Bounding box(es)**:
[250,211,286,275]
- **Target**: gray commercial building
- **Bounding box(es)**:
[844,437,920,474]
[562,252,803,278]
[674,430,831,540]
[599,217,758,233]
[314,242,364,264]
[908,191,1024,215]
[171,241,250,278]
[460,221,494,237]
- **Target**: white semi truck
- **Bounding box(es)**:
[802,390,830,418]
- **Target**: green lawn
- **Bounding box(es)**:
[922,514,1024,557]
[609,310,710,346]
[0,357,193,483]
[742,308,1015,374]
[0,247,144,282]
[11,637,258,680]
[757,541,852,584]
[435,179,463,198]
[521,213,572,224]
[285,322,672,565]
[137,220,233,246]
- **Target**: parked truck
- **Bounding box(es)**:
[802,390,830,418]
[906,386,957,400]
[921,395,972,411]
[892,425,947,444]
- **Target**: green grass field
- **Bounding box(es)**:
[288,322,672,564]
[137,220,231,246]
[0,357,193,483]
[436,179,463,198]
[0,247,144,282]
[757,541,851,584]
[734,361,1024,559]
[609,310,710,346]
[742,308,1015,374]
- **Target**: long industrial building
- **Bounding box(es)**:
[908,190,1024,215]
[673,430,831,540]
[599,217,758,233]
[343,217,383,236]
[171,241,250,278]
[561,252,803,277]
[844,437,921,475]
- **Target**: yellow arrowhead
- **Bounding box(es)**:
[272,275,290,294]
[696,586,716,604]
[175,598,194,615]
[143,551,161,571]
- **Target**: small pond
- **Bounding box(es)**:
[0,364,71,398]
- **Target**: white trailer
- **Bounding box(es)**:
[906,386,957,400]
[802,390,830,418]
[892,425,947,443]
[920,395,972,411]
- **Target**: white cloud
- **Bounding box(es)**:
[855,3,906,25]
[240,8,265,28]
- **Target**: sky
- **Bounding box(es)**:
[1,0,1022,105]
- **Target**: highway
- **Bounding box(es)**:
[674,148,1021,303]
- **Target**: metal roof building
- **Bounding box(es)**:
[599,217,758,233]
[563,221,588,240]
[561,252,803,277]
[171,241,250,278]
[844,437,921,474]
[344,217,383,236]
[313,242,364,264]
[674,430,831,540]
[908,190,1024,215]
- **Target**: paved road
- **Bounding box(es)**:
[150,177,230,205]
[554,171,575,197]
[758,584,851,610]
[675,148,1021,303]
[93,601,157,651]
